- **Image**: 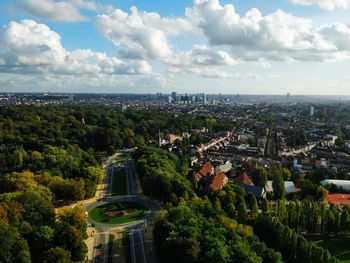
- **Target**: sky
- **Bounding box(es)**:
[1,0,350,94]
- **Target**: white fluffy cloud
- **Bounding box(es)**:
[0,20,152,75]
[0,19,66,67]
[185,0,350,62]
[165,45,240,78]
[19,0,100,22]
[288,0,350,10]
[167,45,238,67]
[4,0,350,93]
[96,6,193,60]
[95,0,350,65]
[95,6,241,79]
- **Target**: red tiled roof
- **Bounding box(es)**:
[194,172,202,182]
[199,162,214,177]
[235,172,254,186]
[209,172,228,191]
[327,194,350,207]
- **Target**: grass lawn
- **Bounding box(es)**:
[115,154,128,164]
[111,169,127,195]
[89,201,149,224]
[306,235,350,262]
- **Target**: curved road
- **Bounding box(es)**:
[85,157,160,263]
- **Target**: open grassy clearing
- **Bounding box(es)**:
[89,201,149,224]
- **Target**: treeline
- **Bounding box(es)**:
[0,106,235,159]
[154,199,283,263]
[254,215,339,263]
[0,170,102,202]
[0,189,87,263]
[135,147,192,202]
[0,146,103,201]
[270,200,350,236]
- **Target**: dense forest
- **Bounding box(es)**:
[0,105,230,200]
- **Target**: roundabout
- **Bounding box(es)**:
[85,158,160,263]
[89,201,150,225]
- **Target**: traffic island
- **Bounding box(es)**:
[89,201,150,224]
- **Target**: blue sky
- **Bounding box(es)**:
[1,0,350,94]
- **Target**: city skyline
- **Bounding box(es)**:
[1,0,350,94]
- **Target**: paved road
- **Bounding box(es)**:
[130,229,147,263]
[90,157,115,263]
[92,232,109,263]
[126,160,137,196]
[86,154,159,263]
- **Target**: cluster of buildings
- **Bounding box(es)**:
[168,92,207,105]
[193,160,298,199]
[155,102,350,207]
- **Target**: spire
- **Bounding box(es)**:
[158,129,161,147]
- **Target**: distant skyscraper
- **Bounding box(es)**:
[310,106,315,117]
[287,93,290,100]
[171,92,177,103]
[202,93,207,104]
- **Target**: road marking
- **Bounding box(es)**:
[130,231,137,263]
[138,230,147,263]
[103,233,108,263]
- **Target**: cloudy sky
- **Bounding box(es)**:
[1,0,350,94]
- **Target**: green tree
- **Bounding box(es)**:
[55,225,87,261]
[281,168,292,181]
[252,167,268,187]
[261,198,269,215]
[42,247,72,263]
[226,203,236,218]
[272,173,285,200]
[29,226,54,258]
[340,209,349,235]
[237,202,248,223]
[213,198,222,213]
[249,193,259,219]
[57,206,88,239]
